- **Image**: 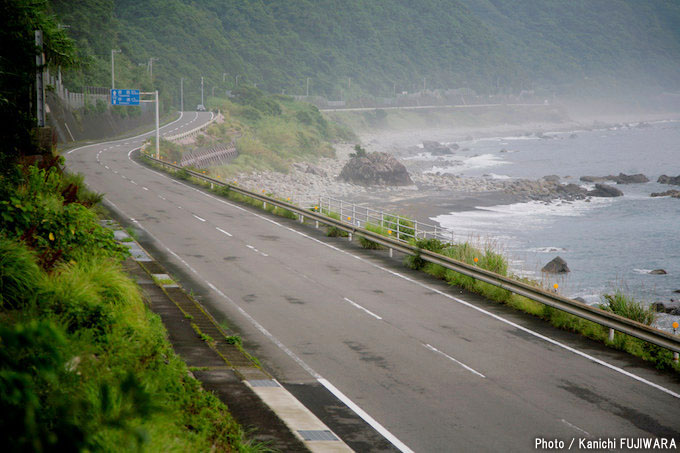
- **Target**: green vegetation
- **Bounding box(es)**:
[0,158,265,450]
[47,0,680,110]
[599,290,657,326]
[400,237,679,372]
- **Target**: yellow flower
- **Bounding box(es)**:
[48,232,55,241]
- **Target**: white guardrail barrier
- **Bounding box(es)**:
[164,111,222,142]
[139,154,680,357]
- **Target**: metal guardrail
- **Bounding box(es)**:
[140,153,680,355]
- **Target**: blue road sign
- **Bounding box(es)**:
[111,89,140,105]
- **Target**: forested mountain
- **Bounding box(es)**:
[50,0,680,107]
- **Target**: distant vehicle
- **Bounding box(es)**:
[196,104,206,111]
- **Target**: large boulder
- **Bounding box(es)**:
[613,173,649,184]
[541,256,570,274]
[338,152,413,186]
[658,174,680,185]
[588,183,623,197]
[422,140,454,155]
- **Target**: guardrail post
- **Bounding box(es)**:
[263,201,267,209]
[674,352,679,362]
[389,248,393,258]
[608,328,615,342]
[315,220,319,229]
[352,205,356,226]
[349,232,352,242]
[300,214,304,223]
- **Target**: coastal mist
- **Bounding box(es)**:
[428,120,680,330]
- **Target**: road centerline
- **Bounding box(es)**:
[343,297,383,320]
[424,343,486,378]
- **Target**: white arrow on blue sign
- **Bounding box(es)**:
[111,89,140,105]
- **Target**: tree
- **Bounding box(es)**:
[0,0,77,168]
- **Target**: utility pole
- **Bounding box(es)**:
[200,76,204,106]
[211,86,215,97]
[393,82,396,97]
[35,30,46,127]
[149,57,159,82]
[180,77,184,111]
[235,75,240,86]
[111,49,121,90]
[306,77,310,96]
[423,77,426,92]
[223,72,228,82]
[348,77,351,90]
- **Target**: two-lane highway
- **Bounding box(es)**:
[67,112,680,451]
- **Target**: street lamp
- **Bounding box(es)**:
[111,49,121,90]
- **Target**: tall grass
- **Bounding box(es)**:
[0,237,42,308]
[599,290,656,326]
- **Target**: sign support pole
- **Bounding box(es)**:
[155,90,160,159]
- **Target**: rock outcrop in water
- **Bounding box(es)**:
[649,269,668,275]
[651,300,680,315]
[658,174,680,185]
[651,190,680,198]
[588,183,623,197]
[338,152,413,186]
[541,256,570,274]
[580,173,648,184]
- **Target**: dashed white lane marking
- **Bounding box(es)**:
[126,158,680,398]
[343,297,383,320]
[177,206,183,209]
[193,214,206,222]
[424,344,486,378]
[561,419,590,437]
[102,199,414,453]
[130,180,138,185]
[158,195,166,200]
[104,165,109,169]
[142,187,149,191]
[246,244,268,257]
[121,175,127,179]
[216,227,232,237]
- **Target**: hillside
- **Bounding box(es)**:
[50,0,680,107]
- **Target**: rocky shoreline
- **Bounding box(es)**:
[231,115,680,214]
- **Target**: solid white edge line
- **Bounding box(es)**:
[216,227,232,237]
[193,214,206,222]
[343,297,383,320]
[127,147,680,400]
[424,344,486,378]
[561,418,590,437]
[318,378,414,453]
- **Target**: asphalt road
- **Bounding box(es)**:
[66,112,680,452]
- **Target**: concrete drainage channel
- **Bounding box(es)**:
[105,220,352,452]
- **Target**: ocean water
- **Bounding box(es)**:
[425,120,680,329]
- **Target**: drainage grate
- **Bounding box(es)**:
[248,379,281,388]
[298,430,339,441]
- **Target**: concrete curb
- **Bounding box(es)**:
[105,221,353,452]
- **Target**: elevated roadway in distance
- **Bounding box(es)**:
[66,112,680,452]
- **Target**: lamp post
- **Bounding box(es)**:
[180,77,184,111]
[111,49,121,90]
[306,77,310,96]
[235,75,240,86]
[201,76,204,106]
[223,72,228,82]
